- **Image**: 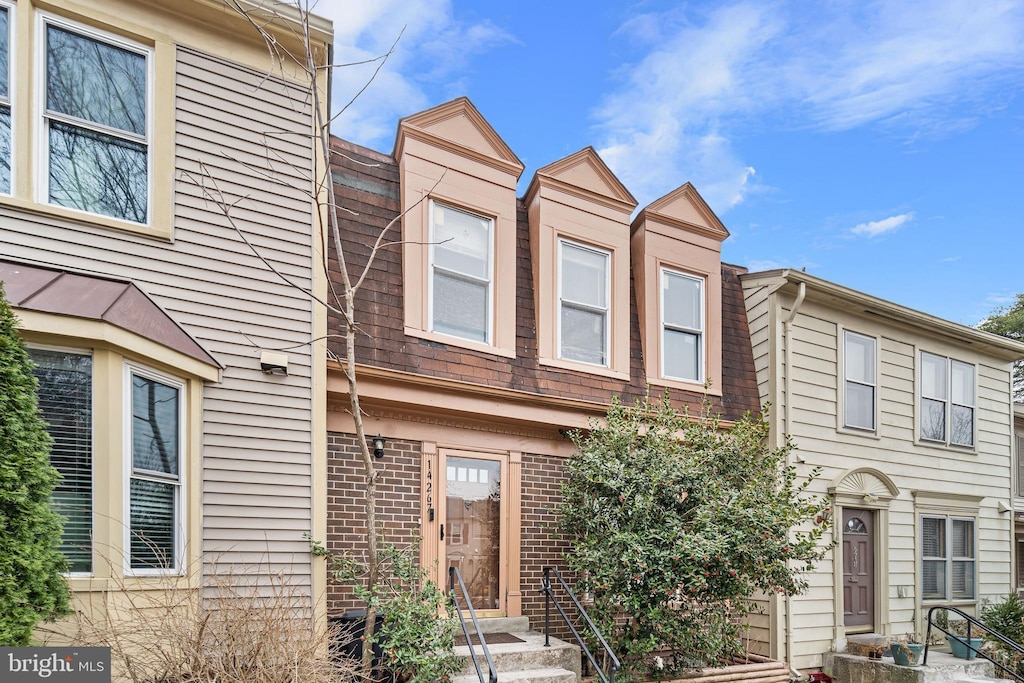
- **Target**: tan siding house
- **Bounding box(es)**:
[741,269,1024,674]
[0,0,331,628]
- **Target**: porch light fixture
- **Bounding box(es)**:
[372,435,387,458]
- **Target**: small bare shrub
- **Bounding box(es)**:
[65,558,355,683]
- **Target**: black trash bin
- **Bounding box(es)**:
[329,609,385,666]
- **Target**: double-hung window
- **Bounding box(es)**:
[127,367,183,572]
[920,352,975,447]
[429,201,493,343]
[29,348,93,574]
[844,331,876,431]
[0,2,11,194]
[40,16,150,224]
[661,268,703,382]
[559,240,609,366]
[921,515,975,600]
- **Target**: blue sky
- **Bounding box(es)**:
[319,0,1024,326]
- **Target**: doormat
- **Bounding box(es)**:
[454,632,525,647]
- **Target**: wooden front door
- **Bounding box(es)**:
[843,508,875,631]
[442,452,507,615]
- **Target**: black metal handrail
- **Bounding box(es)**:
[449,566,498,683]
[540,566,620,683]
[924,605,1024,681]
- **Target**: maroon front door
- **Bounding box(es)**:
[843,508,875,630]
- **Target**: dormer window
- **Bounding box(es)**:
[429,200,492,343]
[558,239,610,366]
[661,268,704,382]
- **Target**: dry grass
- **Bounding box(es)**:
[65,561,356,683]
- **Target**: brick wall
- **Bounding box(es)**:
[326,431,422,614]
[521,451,577,640]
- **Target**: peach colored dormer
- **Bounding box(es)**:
[524,148,638,380]
[394,97,524,358]
[631,183,728,396]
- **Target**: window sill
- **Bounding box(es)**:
[539,356,629,381]
[0,194,171,241]
[914,439,979,456]
[649,375,722,397]
[837,427,882,441]
[68,574,195,593]
[404,327,516,359]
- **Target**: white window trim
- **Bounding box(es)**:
[0,0,16,197]
[920,513,977,602]
[917,350,977,449]
[1017,432,1024,498]
[659,267,704,383]
[28,342,95,577]
[557,238,611,367]
[426,198,494,345]
[123,362,186,577]
[35,11,154,226]
[841,329,878,433]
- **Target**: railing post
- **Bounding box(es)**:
[543,567,551,647]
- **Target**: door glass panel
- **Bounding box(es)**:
[446,456,501,610]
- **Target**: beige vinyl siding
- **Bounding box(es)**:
[777,297,1013,669]
[0,46,316,595]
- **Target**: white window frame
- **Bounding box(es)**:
[1017,432,1024,498]
[35,12,154,225]
[28,343,95,577]
[427,199,494,345]
[659,267,704,383]
[918,351,976,448]
[0,0,15,196]
[123,363,185,576]
[920,513,977,602]
[842,330,877,432]
[557,238,611,367]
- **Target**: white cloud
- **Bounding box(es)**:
[592,0,1024,214]
[940,255,962,263]
[319,0,516,150]
[850,212,915,237]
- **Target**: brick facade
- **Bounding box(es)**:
[326,432,422,614]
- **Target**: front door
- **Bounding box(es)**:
[843,508,875,631]
[443,452,506,615]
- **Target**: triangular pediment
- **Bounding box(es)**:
[535,147,637,209]
[641,183,729,241]
[395,97,523,176]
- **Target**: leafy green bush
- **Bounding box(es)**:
[318,538,461,682]
[0,283,70,645]
[559,393,831,680]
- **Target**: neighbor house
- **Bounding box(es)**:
[323,97,762,631]
[741,269,1024,674]
[1014,403,1024,591]
[0,0,331,632]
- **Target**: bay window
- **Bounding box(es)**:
[127,367,183,572]
[559,240,610,366]
[29,348,93,574]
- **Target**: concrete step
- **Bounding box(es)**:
[471,616,531,634]
[451,667,577,683]
[825,649,1005,682]
[455,632,581,681]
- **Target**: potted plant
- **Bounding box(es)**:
[890,634,925,666]
[940,614,983,660]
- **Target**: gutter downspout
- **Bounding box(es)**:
[783,281,806,680]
